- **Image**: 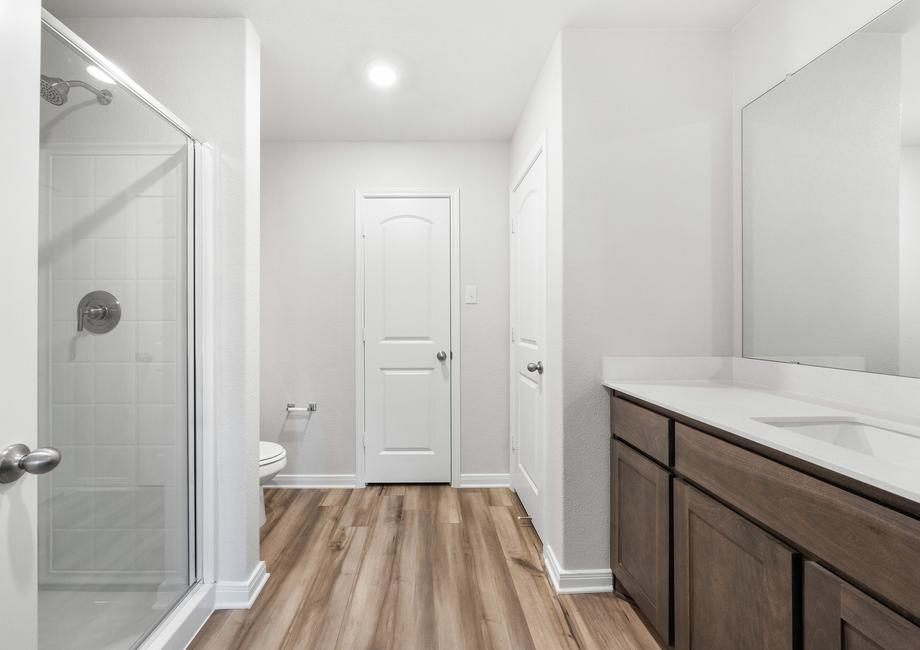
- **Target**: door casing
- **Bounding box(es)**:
[354,189,461,487]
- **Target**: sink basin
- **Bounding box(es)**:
[752,417,920,466]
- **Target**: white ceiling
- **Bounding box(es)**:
[44,0,759,141]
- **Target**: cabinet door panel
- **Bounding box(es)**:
[674,480,795,649]
[804,561,920,650]
[611,440,670,642]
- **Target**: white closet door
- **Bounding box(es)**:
[362,196,452,483]
[511,148,547,535]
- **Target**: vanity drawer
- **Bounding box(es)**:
[611,396,670,465]
[675,423,920,620]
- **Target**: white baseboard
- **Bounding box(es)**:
[269,474,358,488]
[139,582,215,650]
[543,545,613,594]
[459,473,512,487]
[215,561,269,610]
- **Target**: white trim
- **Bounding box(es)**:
[269,474,359,488]
[542,545,613,594]
[354,188,462,488]
[138,583,215,650]
[459,473,512,488]
[214,561,269,610]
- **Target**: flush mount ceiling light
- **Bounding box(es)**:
[86,64,115,85]
[366,61,399,89]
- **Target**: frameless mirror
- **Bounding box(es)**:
[743,0,920,377]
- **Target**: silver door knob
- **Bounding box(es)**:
[527,361,544,374]
[0,444,62,483]
[436,350,448,362]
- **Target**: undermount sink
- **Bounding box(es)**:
[752,417,920,466]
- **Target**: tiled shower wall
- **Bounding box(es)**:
[38,146,189,584]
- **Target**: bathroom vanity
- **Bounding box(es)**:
[606,381,920,650]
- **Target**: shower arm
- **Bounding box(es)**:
[66,79,111,102]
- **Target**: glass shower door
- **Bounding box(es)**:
[38,20,195,650]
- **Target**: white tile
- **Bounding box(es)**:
[136,197,178,238]
[134,529,167,571]
[49,197,95,238]
[94,363,136,403]
[53,445,95,487]
[137,239,177,280]
[53,530,95,571]
[51,155,93,197]
[94,238,136,280]
[137,404,178,445]
[52,323,94,363]
[135,487,170,529]
[94,530,137,571]
[94,488,135,529]
[94,155,135,197]
[51,405,94,445]
[94,446,137,485]
[93,321,136,362]
[94,404,137,445]
[136,155,179,197]
[96,281,136,323]
[137,322,177,362]
[93,196,136,238]
[52,280,94,323]
[52,363,94,403]
[51,238,94,280]
[137,446,176,486]
[137,281,177,321]
[52,488,94,530]
[137,363,176,404]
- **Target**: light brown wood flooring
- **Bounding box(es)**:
[190,486,658,650]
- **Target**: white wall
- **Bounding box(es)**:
[260,142,510,483]
[560,28,733,570]
[65,17,262,586]
[510,35,566,564]
[0,0,41,644]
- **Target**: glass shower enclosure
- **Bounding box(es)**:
[38,14,198,649]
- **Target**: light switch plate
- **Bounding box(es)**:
[464,285,478,304]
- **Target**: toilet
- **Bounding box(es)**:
[258,440,287,526]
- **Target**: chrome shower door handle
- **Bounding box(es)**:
[436,350,448,362]
[526,361,544,375]
[0,444,62,483]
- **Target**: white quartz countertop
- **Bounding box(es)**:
[603,379,920,506]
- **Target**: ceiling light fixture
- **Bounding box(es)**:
[86,65,115,85]
[367,61,399,89]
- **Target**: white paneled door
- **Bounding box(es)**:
[510,145,547,536]
[362,196,452,483]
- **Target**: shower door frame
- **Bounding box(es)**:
[40,9,216,647]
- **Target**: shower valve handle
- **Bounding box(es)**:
[76,291,121,334]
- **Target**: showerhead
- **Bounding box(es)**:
[40,74,113,106]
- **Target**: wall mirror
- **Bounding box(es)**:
[743,0,920,377]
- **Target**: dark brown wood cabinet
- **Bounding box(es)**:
[612,396,671,465]
[803,561,920,650]
[611,440,670,643]
[674,479,796,649]
[609,390,920,649]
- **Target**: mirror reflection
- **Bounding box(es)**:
[743,0,920,377]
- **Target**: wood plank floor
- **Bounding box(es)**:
[190,486,659,650]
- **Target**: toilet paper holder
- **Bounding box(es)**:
[286,402,318,413]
